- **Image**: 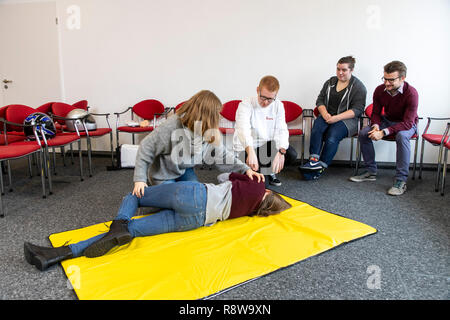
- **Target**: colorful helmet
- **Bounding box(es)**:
[65,108,97,131]
[23,112,56,140]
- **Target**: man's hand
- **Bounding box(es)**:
[325,115,340,124]
[245,169,265,183]
[272,151,285,174]
[322,112,332,122]
[245,148,259,171]
[132,181,148,198]
[368,128,384,141]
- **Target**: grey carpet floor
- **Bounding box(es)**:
[0,156,448,300]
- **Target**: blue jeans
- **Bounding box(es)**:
[153,167,198,185]
[69,181,207,257]
[358,117,417,182]
[309,116,349,167]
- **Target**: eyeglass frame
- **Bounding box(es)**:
[259,90,277,103]
[381,76,401,84]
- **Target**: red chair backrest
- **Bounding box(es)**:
[283,101,303,123]
[175,101,185,110]
[52,102,77,124]
[72,100,88,110]
[0,106,8,120]
[365,104,386,118]
[221,100,241,122]
[132,99,165,120]
[313,106,319,118]
[5,104,36,131]
[36,102,54,114]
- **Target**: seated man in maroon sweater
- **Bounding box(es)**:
[349,61,419,196]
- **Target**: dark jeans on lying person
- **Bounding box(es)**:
[69,181,207,257]
[309,116,349,168]
[241,141,297,176]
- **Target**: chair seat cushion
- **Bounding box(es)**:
[0,142,40,159]
[422,133,444,145]
[117,126,154,133]
[78,128,112,137]
[219,127,235,134]
[0,134,25,145]
[288,129,303,136]
[45,133,80,147]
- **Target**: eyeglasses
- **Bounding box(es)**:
[381,76,401,83]
[259,91,276,103]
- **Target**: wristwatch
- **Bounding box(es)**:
[278,149,286,155]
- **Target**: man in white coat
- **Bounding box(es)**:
[233,75,297,186]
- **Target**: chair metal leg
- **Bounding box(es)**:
[412,138,418,180]
[441,148,448,196]
[419,137,425,179]
[70,143,74,165]
[435,145,445,192]
[7,160,12,192]
[110,132,114,166]
[354,139,361,176]
[78,140,84,181]
[349,137,354,168]
[28,155,33,178]
[0,161,3,217]
[44,148,53,195]
[0,162,4,195]
[39,151,47,199]
[0,185,3,218]
[301,135,305,165]
[61,146,66,167]
[87,137,93,177]
[52,147,57,175]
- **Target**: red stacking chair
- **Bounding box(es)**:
[115,99,166,149]
[439,123,450,195]
[283,101,309,164]
[354,104,420,178]
[0,118,47,217]
[52,102,113,177]
[5,105,83,193]
[72,100,88,110]
[419,117,450,192]
[219,100,241,135]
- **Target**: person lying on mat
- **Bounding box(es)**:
[132,89,263,198]
[24,172,292,271]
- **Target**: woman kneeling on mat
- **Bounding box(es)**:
[24,172,291,271]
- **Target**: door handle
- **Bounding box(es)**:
[3,79,13,84]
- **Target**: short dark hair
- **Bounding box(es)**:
[384,60,407,77]
[337,56,356,70]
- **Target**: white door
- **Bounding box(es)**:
[0,1,62,108]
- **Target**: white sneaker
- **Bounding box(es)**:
[387,180,407,196]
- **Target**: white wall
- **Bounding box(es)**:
[4,0,450,163]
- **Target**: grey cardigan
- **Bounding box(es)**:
[134,115,249,183]
[316,75,367,136]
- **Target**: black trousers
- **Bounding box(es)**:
[242,141,297,175]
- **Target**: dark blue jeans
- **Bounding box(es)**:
[69,181,207,257]
[309,116,349,167]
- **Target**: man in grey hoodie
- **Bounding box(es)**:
[300,56,367,179]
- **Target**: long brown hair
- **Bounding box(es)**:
[253,191,292,217]
[176,90,223,144]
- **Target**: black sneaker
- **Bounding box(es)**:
[268,175,282,186]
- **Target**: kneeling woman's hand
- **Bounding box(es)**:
[245,169,265,183]
[133,181,148,198]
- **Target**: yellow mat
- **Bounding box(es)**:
[49,195,376,300]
